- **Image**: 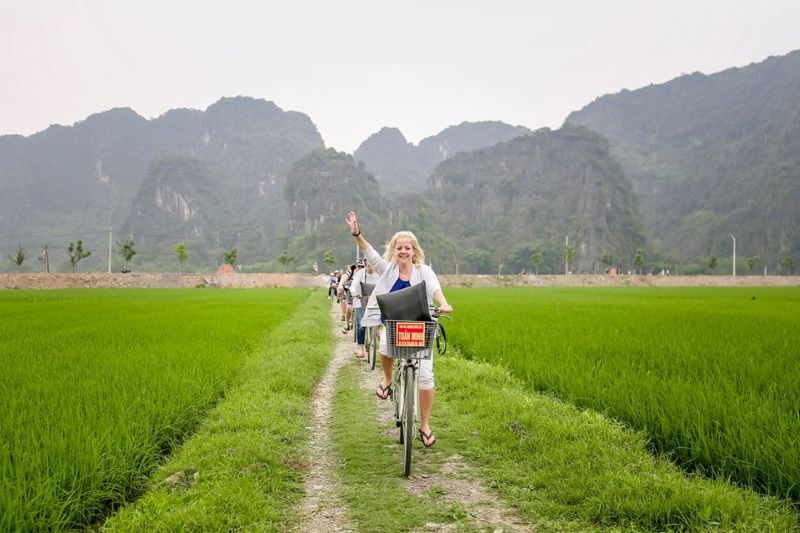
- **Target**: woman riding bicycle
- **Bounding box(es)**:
[346,210,452,447]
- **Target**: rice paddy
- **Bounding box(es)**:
[2,285,799,530]
[445,286,800,503]
[0,288,308,531]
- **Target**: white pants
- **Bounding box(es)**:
[379,326,435,390]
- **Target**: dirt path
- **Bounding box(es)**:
[298,303,533,531]
[295,302,355,532]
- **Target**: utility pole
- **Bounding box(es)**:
[729,234,736,277]
[565,235,569,275]
[40,245,50,273]
[108,226,112,273]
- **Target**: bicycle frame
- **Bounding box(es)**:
[384,310,440,477]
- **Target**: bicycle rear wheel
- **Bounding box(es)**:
[402,365,415,477]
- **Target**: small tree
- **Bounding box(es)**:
[323,250,336,269]
[173,242,189,273]
[464,248,492,274]
[223,247,238,266]
[780,255,794,275]
[562,245,575,274]
[7,244,27,267]
[745,256,759,273]
[531,251,544,275]
[708,255,718,275]
[633,249,645,275]
[119,240,136,270]
[66,241,91,273]
[278,250,294,272]
[601,254,613,271]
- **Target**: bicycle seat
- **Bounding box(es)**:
[376,281,432,322]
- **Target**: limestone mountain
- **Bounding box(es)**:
[122,155,230,271]
[283,148,386,270]
[354,121,531,194]
[567,49,800,271]
[428,125,647,274]
[0,97,323,271]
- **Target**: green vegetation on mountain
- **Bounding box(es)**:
[282,148,386,271]
[567,50,800,272]
[122,155,231,271]
[429,126,648,274]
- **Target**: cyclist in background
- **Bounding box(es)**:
[350,257,378,359]
[327,271,339,301]
[337,263,356,333]
[346,210,452,447]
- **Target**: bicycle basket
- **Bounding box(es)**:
[384,320,437,359]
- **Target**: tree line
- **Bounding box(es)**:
[4,240,797,276]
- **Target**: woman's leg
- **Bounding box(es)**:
[418,355,435,438]
[419,389,434,435]
[375,327,392,398]
[380,354,392,386]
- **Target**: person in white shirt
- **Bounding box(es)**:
[350,257,379,359]
[346,210,452,448]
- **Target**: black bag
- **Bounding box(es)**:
[360,282,375,300]
[376,281,431,322]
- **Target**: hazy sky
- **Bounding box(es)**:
[2,0,799,153]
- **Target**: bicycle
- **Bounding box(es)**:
[384,308,448,477]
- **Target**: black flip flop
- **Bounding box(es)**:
[375,383,391,400]
[418,429,436,448]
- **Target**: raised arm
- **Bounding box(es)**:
[346,211,369,252]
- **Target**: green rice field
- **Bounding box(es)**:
[445,287,800,504]
[0,288,309,531]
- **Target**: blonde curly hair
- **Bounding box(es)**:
[383,231,425,266]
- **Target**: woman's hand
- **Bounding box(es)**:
[346,211,359,235]
[438,303,453,313]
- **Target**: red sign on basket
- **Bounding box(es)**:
[395,322,426,347]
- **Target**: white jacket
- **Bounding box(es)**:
[360,244,442,327]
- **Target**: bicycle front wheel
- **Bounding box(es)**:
[368,328,378,370]
[402,365,416,477]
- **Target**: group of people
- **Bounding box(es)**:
[332,211,452,448]
[330,258,379,357]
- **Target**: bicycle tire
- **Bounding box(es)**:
[393,363,403,438]
[369,329,378,370]
[402,365,415,477]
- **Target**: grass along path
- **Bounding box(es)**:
[102,291,332,531]
[433,355,799,531]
